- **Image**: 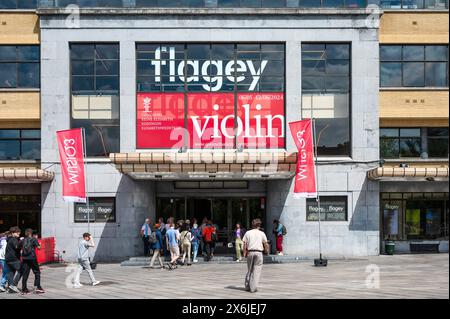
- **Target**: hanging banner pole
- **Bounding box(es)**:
[82,127,90,233]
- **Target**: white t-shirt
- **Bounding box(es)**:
[243,229,268,252]
[0,238,7,260]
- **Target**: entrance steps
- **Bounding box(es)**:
[121,254,311,266]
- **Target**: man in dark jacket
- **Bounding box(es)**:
[20,229,44,294]
[5,227,22,293]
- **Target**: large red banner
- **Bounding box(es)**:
[137,92,285,149]
[56,128,86,203]
[289,120,317,197]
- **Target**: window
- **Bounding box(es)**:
[0,0,37,9]
[306,196,348,221]
[0,46,40,89]
[427,128,449,158]
[380,0,448,9]
[74,198,116,223]
[302,43,351,157]
[380,45,449,88]
[136,43,285,149]
[70,43,120,157]
[380,128,421,158]
[0,129,40,160]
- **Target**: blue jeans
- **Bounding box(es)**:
[192,242,199,261]
[0,260,8,288]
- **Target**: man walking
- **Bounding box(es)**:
[5,227,22,293]
[20,229,45,294]
[140,218,152,257]
[165,224,180,268]
[73,233,100,288]
[0,231,9,292]
[243,219,268,293]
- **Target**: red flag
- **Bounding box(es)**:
[56,128,86,203]
[289,120,317,197]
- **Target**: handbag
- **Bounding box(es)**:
[263,241,270,255]
[89,257,97,270]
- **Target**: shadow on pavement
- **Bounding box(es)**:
[224,285,248,292]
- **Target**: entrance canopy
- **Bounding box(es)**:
[0,168,54,183]
[368,166,449,181]
[110,152,297,180]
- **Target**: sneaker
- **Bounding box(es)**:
[0,286,5,293]
[21,288,31,295]
[193,259,198,263]
[8,285,20,293]
[92,281,101,286]
[236,259,240,262]
[35,287,45,294]
[73,283,83,288]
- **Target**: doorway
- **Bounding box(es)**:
[156,197,266,249]
[0,195,41,235]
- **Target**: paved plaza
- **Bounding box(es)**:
[0,254,448,299]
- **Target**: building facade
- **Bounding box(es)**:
[0,0,448,262]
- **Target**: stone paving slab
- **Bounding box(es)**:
[0,254,448,299]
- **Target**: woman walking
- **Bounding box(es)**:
[180,225,193,266]
[190,223,202,263]
[233,223,246,262]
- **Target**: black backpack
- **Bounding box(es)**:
[22,238,34,258]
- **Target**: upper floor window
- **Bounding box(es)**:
[380,0,448,9]
[70,43,120,157]
[302,43,351,157]
[0,129,40,160]
[380,127,449,159]
[380,45,449,88]
[0,0,37,9]
[0,46,40,89]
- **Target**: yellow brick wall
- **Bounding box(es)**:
[0,92,40,121]
[380,12,449,44]
[0,13,39,44]
[380,90,449,123]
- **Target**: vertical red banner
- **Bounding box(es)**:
[57,128,87,203]
[289,120,317,197]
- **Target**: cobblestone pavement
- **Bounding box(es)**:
[0,254,448,299]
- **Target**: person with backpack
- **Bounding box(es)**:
[73,233,100,288]
[19,229,44,294]
[5,227,22,293]
[190,223,202,263]
[180,224,192,266]
[0,231,9,292]
[150,223,164,269]
[202,220,216,262]
[272,219,286,256]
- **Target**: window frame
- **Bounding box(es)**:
[380,44,449,88]
[0,129,41,160]
[0,45,40,89]
[380,127,422,159]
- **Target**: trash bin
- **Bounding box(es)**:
[385,241,395,255]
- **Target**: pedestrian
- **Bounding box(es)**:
[19,229,45,294]
[243,219,268,293]
[5,227,22,293]
[185,219,191,231]
[73,233,100,288]
[233,223,246,262]
[199,217,208,256]
[0,231,9,292]
[158,217,165,231]
[165,224,180,269]
[150,224,164,269]
[202,220,216,262]
[190,223,202,263]
[180,224,192,266]
[140,218,152,257]
[272,219,286,256]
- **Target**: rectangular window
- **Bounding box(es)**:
[70,43,120,157]
[0,129,40,160]
[0,46,40,89]
[136,43,285,150]
[306,196,348,221]
[380,45,449,88]
[74,197,116,223]
[301,43,351,157]
[380,0,448,9]
[0,0,37,9]
[427,128,449,158]
[380,128,421,159]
